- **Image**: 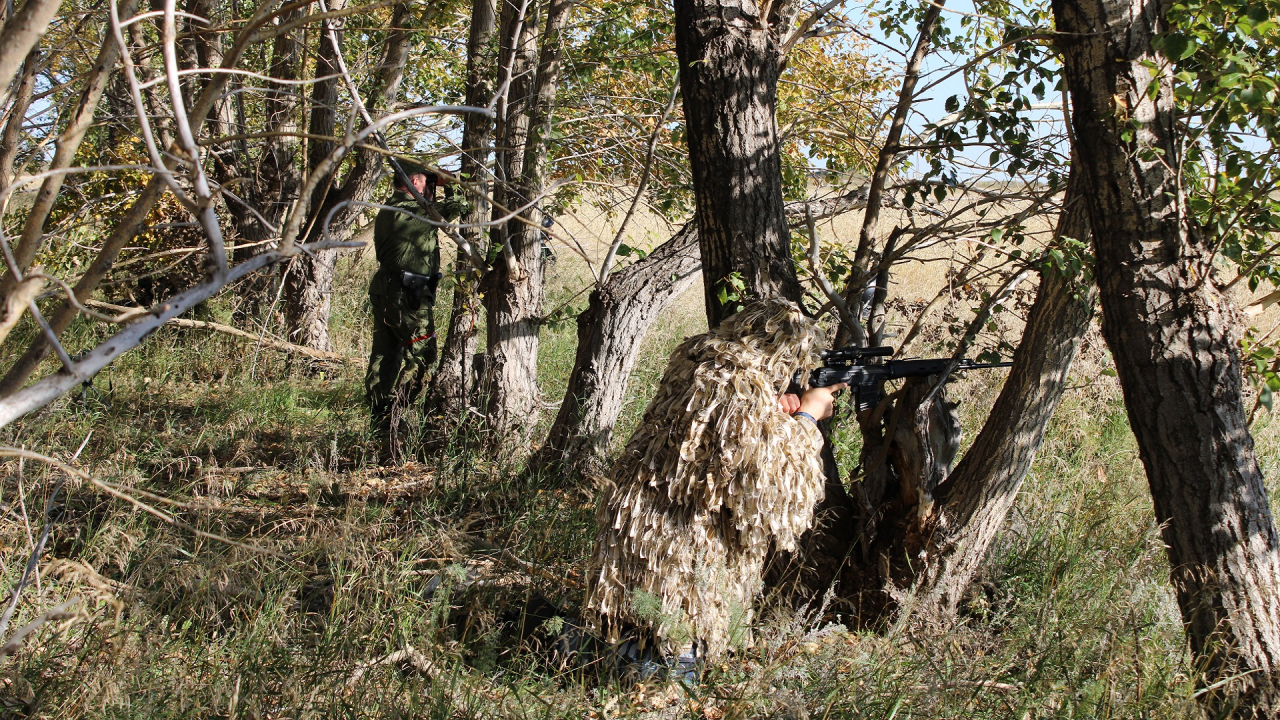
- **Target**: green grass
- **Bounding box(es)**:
[4,256,1278,719]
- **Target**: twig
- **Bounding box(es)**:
[598,79,680,286]
[82,299,353,363]
[804,202,862,340]
[846,0,945,337]
[920,266,1029,406]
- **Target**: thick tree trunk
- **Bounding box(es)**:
[673,0,801,328]
[480,0,571,439]
[532,222,702,475]
[1055,0,1280,713]
[909,203,1094,622]
[282,0,346,352]
[428,0,496,419]
[769,178,1095,629]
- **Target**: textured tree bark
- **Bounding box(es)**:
[532,222,702,475]
[673,0,801,327]
[769,177,1095,629]
[428,0,496,420]
[1055,0,1280,712]
[480,0,571,439]
[281,0,346,352]
[909,198,1094,623]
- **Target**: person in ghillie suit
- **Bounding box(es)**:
[584,298,843,662]
[365,163,469,460]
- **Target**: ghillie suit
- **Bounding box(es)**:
[585,299,828,656]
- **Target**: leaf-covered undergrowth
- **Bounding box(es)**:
[4,284,1275,718]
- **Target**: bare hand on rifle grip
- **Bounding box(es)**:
[777,383,847,421]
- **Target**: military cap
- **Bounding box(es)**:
[392,160,437,185]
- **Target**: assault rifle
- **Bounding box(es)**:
[795,346,1013,412]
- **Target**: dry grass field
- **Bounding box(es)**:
[2,190,1279,718]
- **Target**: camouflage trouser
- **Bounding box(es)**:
[365,285,437,439]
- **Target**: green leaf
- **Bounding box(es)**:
[1262,385,1274,411]
[1163,33,1198,60]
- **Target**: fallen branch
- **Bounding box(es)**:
[83,299,353,364]
[346,644,437,687]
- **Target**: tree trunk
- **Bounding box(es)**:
[0,47,40,191]
[0,0,62,109]
[428,0,496,420]
[284,0,411,353]
[532,222,702,476]
[480,0,571,439]
[282,0,346,352]
[769,176,1096,630]
[1055,0,1280,712]
[213,4,304,311]
[673,0,800,327]
[909,215,1094,623]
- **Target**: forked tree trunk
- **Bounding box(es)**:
[769,177,1095,628]
[480,0,571,439]
[532,222,702,476]
[1055,0,1280,713]
[910,246,1094,620]
[429,0,496,419]
[673,0,801,327]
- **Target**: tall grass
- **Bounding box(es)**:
[3,245,1277,718]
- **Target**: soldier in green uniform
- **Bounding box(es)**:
[365,163,468,459]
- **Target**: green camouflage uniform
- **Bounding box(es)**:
[365,187,467,437]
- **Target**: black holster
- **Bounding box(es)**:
[400,270,441,310]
